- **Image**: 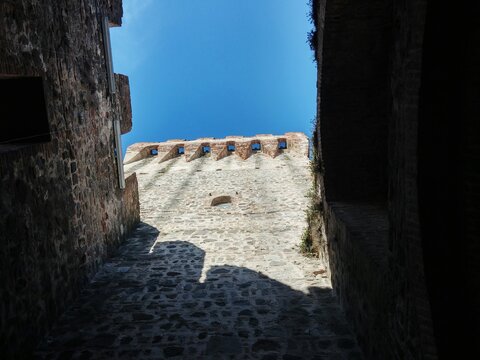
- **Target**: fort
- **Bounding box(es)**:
[124,133,309,164]
[34,133,365,358]
[1,0,479,359]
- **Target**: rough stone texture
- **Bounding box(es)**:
[106,0,123,26]
[311,0,480,359]
[310,1,435,358]
[318,0,391,203]
[115,73,132,134]
[121,173,141,236]
[0,1,139,358]
[35,134,363,359]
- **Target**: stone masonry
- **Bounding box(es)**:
[309,0,480,358]
[0,1,139,358]
[35,133,363,359]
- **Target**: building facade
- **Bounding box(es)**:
[0,1,139,357]
[310,0,479,358]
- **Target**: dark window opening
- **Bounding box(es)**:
[150,149,158,156]
[0,76,51,151]
[177,146,185,155]
[278,141,287,150]
[203,146,211,153]
[251,143,261,151]
[227,144,235,152]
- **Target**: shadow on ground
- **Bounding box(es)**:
[35,222,362,359]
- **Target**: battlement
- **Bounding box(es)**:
[124,132,309,164]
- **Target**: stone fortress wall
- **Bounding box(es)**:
[124,132,309,165]
[0,1,139,357]
[33,131,364,358]
[309,0,480,358]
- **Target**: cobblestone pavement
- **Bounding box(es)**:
[35,152,362,359]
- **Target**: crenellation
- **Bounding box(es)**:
[124,133,309,164]
[37,129,366,359]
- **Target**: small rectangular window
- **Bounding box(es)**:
[203,146,211,153]
[278,141,287,150]
[0,76,50,151]
[227,144,235,152]
[150,149,158,156]
[251,143,261,151]
[177,146,185,155]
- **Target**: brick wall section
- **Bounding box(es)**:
[185,143,204,162]
[284,133,309,158]
[318,0,391,202]
[260,138,280,158]
[0,1,139,358]
[325,203,390,356]
[158,144,181,163]
[210,142,228,161]
[236,141,253,160]
[124,133,309,164]
[388,1,437,358]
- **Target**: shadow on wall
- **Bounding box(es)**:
[34,222,361,358]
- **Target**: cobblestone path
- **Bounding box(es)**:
[36,153,362,359]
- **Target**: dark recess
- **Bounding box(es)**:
[418,1,480,358]
[0,76,51,145]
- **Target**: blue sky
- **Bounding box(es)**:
[111,0,316,152]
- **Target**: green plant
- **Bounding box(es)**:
[300,226,313,255]
[300,191,321,257]
[307,0,320,62]
[308,122,324,176]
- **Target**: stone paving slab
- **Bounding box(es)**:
[35,153,362,359]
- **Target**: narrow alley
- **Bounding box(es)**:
[35,142,361,359]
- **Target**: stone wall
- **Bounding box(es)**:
[310,0,433,358]
[318,0,391,203]
[415,1,480,357]
[0,1,139,358]
[124,133,309,165]
[311,0,480,358]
